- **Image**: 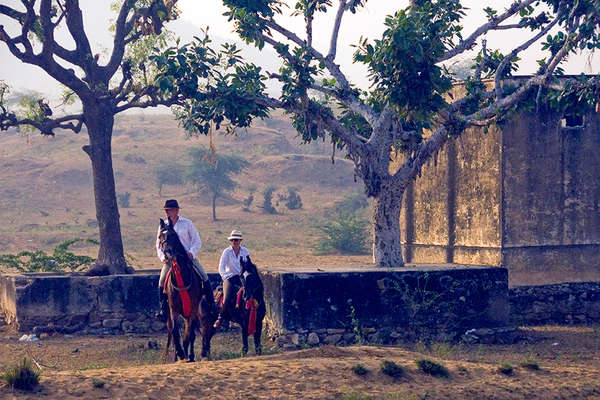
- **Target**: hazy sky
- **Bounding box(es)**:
[0,1,597,105]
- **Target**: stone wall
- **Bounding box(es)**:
[509,282,600,325]
[0,271,222,334]
[262,265,509,347]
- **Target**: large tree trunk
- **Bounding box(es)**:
[82,99,131,275]
[372,181,405,268]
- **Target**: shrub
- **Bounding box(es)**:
[314,210,369,254]
[352,363,369,376]
[380,360,404,378]
[0,239,97,273]
[520,359,540,370]
[3,358,40,391]
[92,379,105,388]
[415,358,449,378]
[117,192,131,208]
[498,363,514,375]
[333,193,369,214]
[284,186,303,210]
[262,186,277,214]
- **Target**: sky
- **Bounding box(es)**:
[0,0,597,107]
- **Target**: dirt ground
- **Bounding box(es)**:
[0,325,599,399]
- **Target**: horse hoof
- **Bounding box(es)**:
[187,359,195,363]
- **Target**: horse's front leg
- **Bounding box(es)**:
[254,313,264,355]
[241,313,249,356]
[185,318,198,362]
[172,317,186,361]
[199,303,215,359]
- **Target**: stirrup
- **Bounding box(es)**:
[213,317,223,329]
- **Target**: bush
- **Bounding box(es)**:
[92,378,105,388]
[520,359,540,370]
[498,363,514,375]
[352,363,369,376]
[415,358,449,378]
[0,238,97,273]
[314,210,370,254]
[117,192,131,208]
[262,186,277,214]
[284,186,302,210]
[333,193,369,214]
[3,358,40,391]
[380,360,404,378]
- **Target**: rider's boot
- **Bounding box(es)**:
[203,279,217,313]
[155,288,169,322]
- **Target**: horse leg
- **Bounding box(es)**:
[254,315,264,355]
[162,318,173,362]
[199,308,214,360]
[182,318,192,362]
[241,313,249,356]
[172,318,185,361]
[186,318,198,363]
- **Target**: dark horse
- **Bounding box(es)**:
[218,256,266,355]
[157,218,215,361]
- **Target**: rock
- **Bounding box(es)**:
[18,334,39,342]
[326,328,345,334]
[307,332,320,345]
[289,333,300,346]
[323,334,342,344]
[151,321,165,331]
[102,319,122,329]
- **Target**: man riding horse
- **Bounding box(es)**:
[155,199,215,321]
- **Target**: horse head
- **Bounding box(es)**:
[240,255,262,302]
[158,217,185,263]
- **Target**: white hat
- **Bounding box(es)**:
[228,230,243,241]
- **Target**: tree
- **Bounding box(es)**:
[154,161,184,196]
[187,147,249,221]
[0,1,184,274]
[154,0,600,267]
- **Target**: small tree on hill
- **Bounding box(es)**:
[154,162,184,196]
[153,0,600,267]
[187,147,249,221]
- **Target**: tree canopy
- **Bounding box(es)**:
[152,0,600,267]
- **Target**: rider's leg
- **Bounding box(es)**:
[214,275,240,328]
[192,259,216,309]
[156,263,171,322]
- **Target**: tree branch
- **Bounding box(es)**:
[327,0,347,60]
[440,0,537,62]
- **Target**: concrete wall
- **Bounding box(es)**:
[402,108,600,285]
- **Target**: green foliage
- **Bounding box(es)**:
[415,358,449,378]
[352,363,369,376]
[380,360,404,379]
[498,363,514,375]
[152,30,271,135]
[242,190,255,212]
[3,358,40,391]
[92,378,106,389]
[349,304,366,345]
[261,185,278,214]
[284,186,303,210]
[0,239,97,273]
[117,192,131,208]
[332,193,369,214]
[353,1,462,123]
[153,161,185,196]
[314,210,369,255]
[520,358,540,370]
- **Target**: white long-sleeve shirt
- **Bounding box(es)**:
[218,246,250,280]
[156,217,202,262]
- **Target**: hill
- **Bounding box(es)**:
[0,113,369,271]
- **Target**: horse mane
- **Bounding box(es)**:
[161,218,191,269]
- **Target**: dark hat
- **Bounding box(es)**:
[163,199,180,209]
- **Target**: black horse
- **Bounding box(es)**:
[158,218,215,362]
[217,255,266,355]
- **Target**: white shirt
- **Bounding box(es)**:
[156,217,202,262]
[218,246,250,280]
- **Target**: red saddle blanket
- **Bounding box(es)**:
[163,259,192,318]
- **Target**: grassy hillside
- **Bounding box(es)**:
[0,113,371,271]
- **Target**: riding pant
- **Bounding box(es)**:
[220,274,242,321]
